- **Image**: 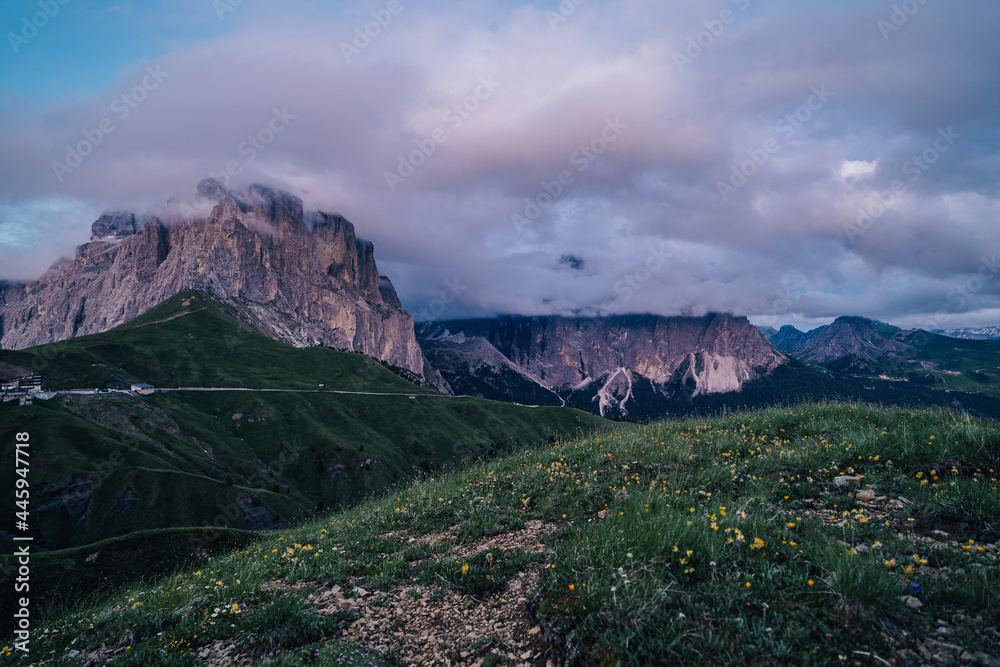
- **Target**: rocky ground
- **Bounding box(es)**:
[185,521,558,667]
[316,520,556,666]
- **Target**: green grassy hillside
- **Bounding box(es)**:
[0,291,432,392]
[1,391,598,551]
[905,331,1000,397]
[6,404,998,666]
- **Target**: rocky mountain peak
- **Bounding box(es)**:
[91,210,139,240]
[791,315,909,371]
[830,316,901,338]
[764,324,817,353]
[0,183,423,374]
[207,195,243,225]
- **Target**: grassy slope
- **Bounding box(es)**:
[0,392,599,550]
[906,332,1000,397]
[0,528,260,624]
[809,330,1000,399]
[8,403,998,666]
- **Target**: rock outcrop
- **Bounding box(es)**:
[0,181,423,374]
[90,211,142,240]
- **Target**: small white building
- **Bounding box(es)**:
[131,383,155,395]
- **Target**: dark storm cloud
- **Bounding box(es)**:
[1,0,998,329]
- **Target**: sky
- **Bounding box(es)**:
[1,0,998,332]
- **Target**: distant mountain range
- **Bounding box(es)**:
[418,313,786,419]
[758,317,1000,399]
[933,327,1000,340]
[7,183,1000,621]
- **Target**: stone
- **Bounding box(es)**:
[902,595,923,609]
[834,476,864,488]
[240,496,287,531]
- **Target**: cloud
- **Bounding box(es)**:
[0,0,999,330]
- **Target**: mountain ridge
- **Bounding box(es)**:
[419,313,787,417]
[790,316,910,372]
